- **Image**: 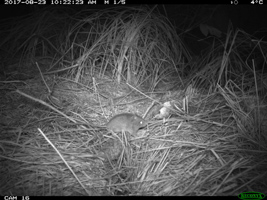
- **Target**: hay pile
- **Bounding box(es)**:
[0,5,266,196]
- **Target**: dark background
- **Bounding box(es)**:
[0,4,266,55]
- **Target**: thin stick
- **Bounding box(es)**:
[38,128,91,195]
[16,89,76,123]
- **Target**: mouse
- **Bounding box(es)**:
[106,113,147,135]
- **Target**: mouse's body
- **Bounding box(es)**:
[106,113,147,135]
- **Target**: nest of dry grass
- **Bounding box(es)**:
[0,5,267,196]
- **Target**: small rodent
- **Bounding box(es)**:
[106,113,147,135]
